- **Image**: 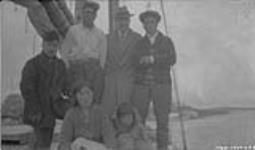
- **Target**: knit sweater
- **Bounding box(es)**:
[132,32,176,85]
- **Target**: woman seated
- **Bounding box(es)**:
[58,81,115,150]
[109,102,153,150]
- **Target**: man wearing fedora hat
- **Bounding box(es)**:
[61,1,106,105]
[102,6,141,116]
[131,10,177,150]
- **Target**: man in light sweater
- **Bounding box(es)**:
[61,1,106,105]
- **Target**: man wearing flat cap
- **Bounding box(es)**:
[131,10,177,150]
[61,1,106,105]
[102,6,141,116]
[20,31,68,150]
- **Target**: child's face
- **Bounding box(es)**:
[76,86,93,108]
[120,114,134,126]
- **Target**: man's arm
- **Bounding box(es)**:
[60,27,77,66]
[99,33,107,69]
[153,37,177,66]
[20,60,40,109]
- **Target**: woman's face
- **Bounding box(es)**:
[120,114,134,126]
[76,86,93,108]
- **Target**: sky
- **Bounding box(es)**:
[1,0,255,108]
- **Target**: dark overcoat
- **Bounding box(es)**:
[102,29,141,115]
[20,52,67,128]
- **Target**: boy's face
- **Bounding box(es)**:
[120,114,134,126]
[42,40,59,57]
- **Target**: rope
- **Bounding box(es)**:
[159,0,188,150]
[1,2,4,40]
[32,34,37,56]
[25,14,28,34]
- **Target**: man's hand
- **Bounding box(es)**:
[139,55,154,64]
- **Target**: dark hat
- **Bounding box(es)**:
[82,1,100,12]
[116,102,134,117]
[115,6,133,19]
[139,10,161,23]
[43,31,60,42]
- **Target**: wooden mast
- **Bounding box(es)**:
[74,0,87,23]
[109,0,119,33]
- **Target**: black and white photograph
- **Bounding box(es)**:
[1,0,255,150]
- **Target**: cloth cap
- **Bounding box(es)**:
[139,10,161,23]
[83,0,100,12]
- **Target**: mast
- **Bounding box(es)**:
[74,0,87,23]
[109,0,119,33]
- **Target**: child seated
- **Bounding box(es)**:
[109,102,153,150]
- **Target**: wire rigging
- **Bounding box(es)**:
[159,0,188,150]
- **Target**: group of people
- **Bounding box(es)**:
[20,1,176,150]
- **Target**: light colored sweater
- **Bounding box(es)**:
[61,23,107,68]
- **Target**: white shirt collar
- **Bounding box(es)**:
[147,31,159,45]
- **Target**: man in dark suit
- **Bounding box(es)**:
[20,31,67,150]
[102,6,141,116]
[131,10,177,150]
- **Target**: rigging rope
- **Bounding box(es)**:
[159,0,188,150]
[32,34,36,56]
[25,14,28,34]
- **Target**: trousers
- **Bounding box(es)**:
[102,71,134,116]
[33,127,54,150]
[131,83,172,150]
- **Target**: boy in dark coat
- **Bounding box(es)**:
[131,10,177,150]
[20,31,67,150]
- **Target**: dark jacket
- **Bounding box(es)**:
[105,29,141,75]
[132,32,177,85]
[20,52,67,128]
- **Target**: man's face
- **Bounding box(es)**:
[143,16,158,35]
[82,7,97,28]
[42,40,58,57]
[116,17,130,32]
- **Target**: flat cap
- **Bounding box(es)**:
[83,0,100,12]
[139,10,161,23]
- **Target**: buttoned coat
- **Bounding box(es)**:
[20,52,67,128]
[102,29,141,115]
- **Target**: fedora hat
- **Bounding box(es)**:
[115,6,133,19]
